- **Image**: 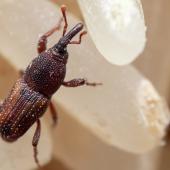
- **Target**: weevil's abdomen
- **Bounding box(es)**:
[0,79,49,142]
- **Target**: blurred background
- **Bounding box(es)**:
[0,0,170,170]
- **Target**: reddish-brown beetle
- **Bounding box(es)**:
[0,5,101,167]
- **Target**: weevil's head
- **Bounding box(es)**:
[51,23,84,64]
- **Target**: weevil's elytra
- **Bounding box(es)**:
[0,5,101,167]
[0,79,49,142]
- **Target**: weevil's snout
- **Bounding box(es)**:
[51,23,84,63]
[70,23,84,36]
[56,23,84,50]
[64,23,84,42]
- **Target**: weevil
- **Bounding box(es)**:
[0,5,101,167]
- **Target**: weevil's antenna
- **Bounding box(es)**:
[61,5,68,36]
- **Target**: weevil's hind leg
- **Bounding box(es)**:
[69,31,87,45]
[62,78,102,87]
[37,17,63,54]
[49,101,58,127]
[32,119,41,168]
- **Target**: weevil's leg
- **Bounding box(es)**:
[69,31,87,44]
[62,78,102,87]
[37,17,63,54]
[32,119,41,168]
[61,5,68,36]
[49,101,58,126]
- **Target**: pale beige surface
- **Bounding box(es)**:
[1,0,167,155]
[53,104,162,170]
[0,0,170,170]
[134,0,170,101]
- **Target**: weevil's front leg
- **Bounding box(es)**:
[62,78,102,87]
[37,17,63,54]
[32,119,41,168]
[49,101,58,127]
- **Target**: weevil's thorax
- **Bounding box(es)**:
[24,49,68,98]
